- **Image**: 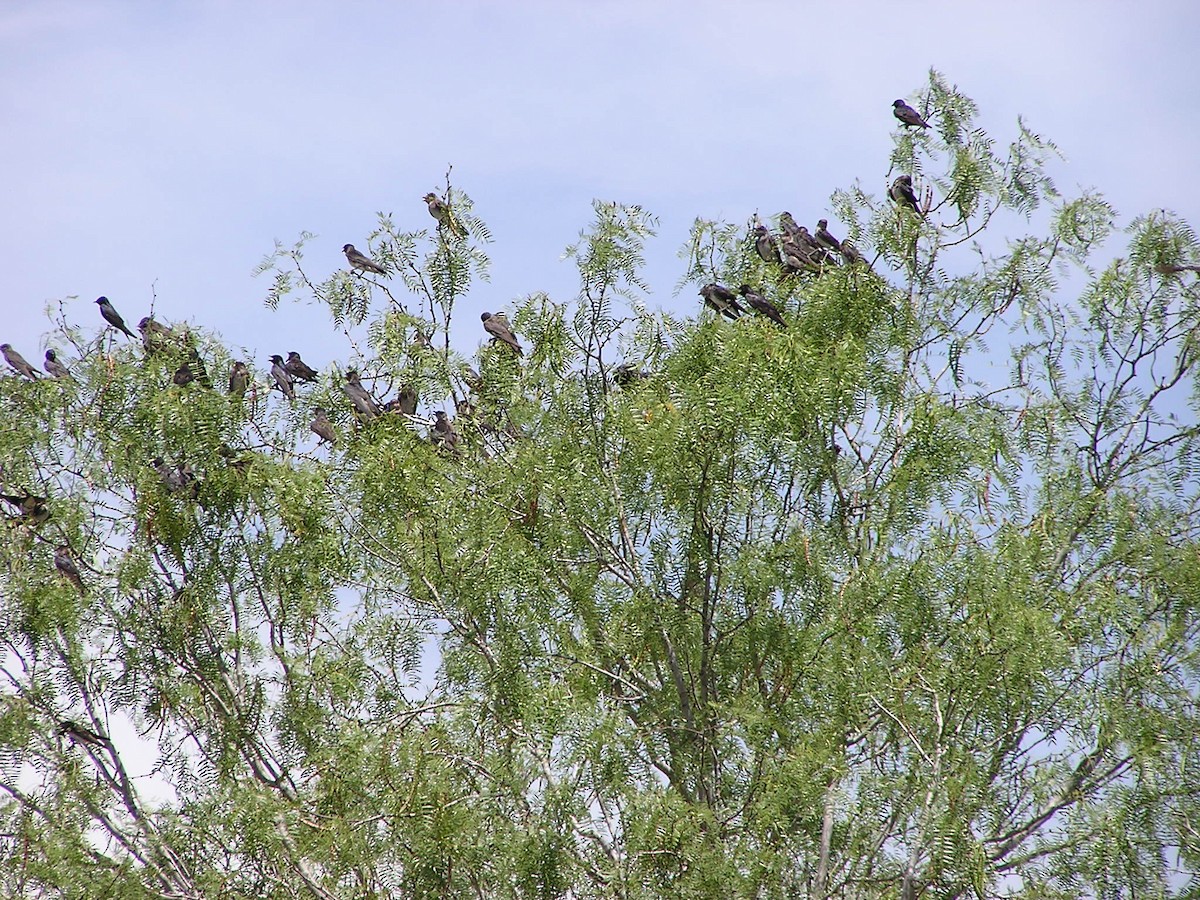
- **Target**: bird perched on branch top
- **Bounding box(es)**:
[893,99,930,129]
[698,283,744,320]
[753,224,782,266]
[285,351,319,383]
[481,312,523,355]
[889,175,922,215]
[95,297,136,339]
[814,219,842,254]
[423,192,464,237]
[738,284,786,327]
[342,244,388,276]
[2,344,40,379]
[269,355,295,401]
[44,350,73,380]
[343,369,382,420]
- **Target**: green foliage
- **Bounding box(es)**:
[5,75,1200,898]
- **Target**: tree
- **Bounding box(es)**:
[4,71,1200,898]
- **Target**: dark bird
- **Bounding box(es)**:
[423,192,464,237]
[781,240,821,275]
[342,369,381,420]
[54,545,86,594]
[2,344,40,379]
[285,351,319,383]
[431,411,460,454]
[95,297,136,339]
[614,363,650,388]
[1,491,50,525]
[814,219,842,254]
[228,361,249,398]
[753,224,782,266]
[1155,262,1200,275]
[893,99,931,129]
[698,283,745,320]
[384,385,418,416]
[152,457,198,498]
[481,312,523,355]
[269,354,295,401]
[310,407,337,445]
[794,226,828,258]
[173,361,196,387]
[43,349,74,380]
[58,719,109,748]
[342,243,388,276]
[778,212,803,239]
[840,240,868,267]
[738,284,786,327]
[889,175,922,215]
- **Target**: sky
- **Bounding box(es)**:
[3,0,1200,381]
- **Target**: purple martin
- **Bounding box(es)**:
[815,219,842,254]
[893,99,930,129]
[383,385,418,416]
[698,283,745,320]
[781,240,821,275]
[423,192,465,237]
[1,491,50,525]
[738,284,786,327]
[228,361,249,398]
[173,361,197,387]
[310,407,337,445]
[58,719,109,748]
[55,545,86,595]
[342,369,381,420]
[1155,262,1200,275]
[753,224,782,266]
[778,212,803,240]
[481,312,523,355]
[889,175,922,215]
[840,240,868,267]
[285,351,319,383]
[152,457,198,498]
[431,410,460,454]
[342,243,388,276]
[2,344,40,379]
[614,363,650,388]
[269,354,295,401]
[44,350,74,380]
[95,297,136,339]
[138,316,180,355]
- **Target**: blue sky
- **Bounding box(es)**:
[3,1,1199,376]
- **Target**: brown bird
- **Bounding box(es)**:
[738,284,786,327]
[310,407,337,445]
[778,212,803,239]
[342,369,381,420]
[44,349,74,380]
[481,312,523,354]
[423,192,464,237]
[431,410,460,454]
[343,243,388,276]
[893,99,930,129]
[753,224,782,266]
[269,355,295,401]
[173,361,197,387]
[285,351,319,383]
[1155,262,1200,275]
[698,283,745,320]
[58,719,109,748]
[228,361,249,398]
[814,219,842,254]
[384,385,418,416]
[138,316,180,354]
[889,175,922,215]
[2,344,40,379]
[1,491,50,525]
[840,240,868,267]
[55,545,86,594]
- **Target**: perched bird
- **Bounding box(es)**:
[753,225,782,266]
[481,312,523,355]
[814,219,842,254]
[1,491,50,525]
[781,240,821,275]
[1155,262,1200,275]
[889,175,922,215]
[738,284,786,327]
[698,283,745,320]
[2,344,40,379]
[43,349,74,380]
[138,316,180,354]
[614,363,650,388]
[310,407,337,445]
[778,212,803,239]
[269,354,295,401]
[173,361,197,387]
[794,226,827,257]
[285,351,319,383]
[893,99,930,129]
[423,192,464,237]
[342,243,388,276]
[95,297,136,339]
[228,361,249,398]
[431,411,460,454]
[342,369,381,420]
[152,458,198,498]
[387,385,418,416]
[54,545,86,594]
[58,719,109,748]
[840,240,868,267]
